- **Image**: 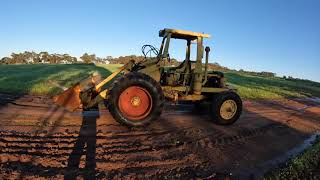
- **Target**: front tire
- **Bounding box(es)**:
[108,72,164,127]
[210,91,242,125]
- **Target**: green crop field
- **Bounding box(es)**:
[225,72,320,99]
[0,64,121,96]
[0,64,319,99]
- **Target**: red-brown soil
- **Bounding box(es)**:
[0,93,319,179]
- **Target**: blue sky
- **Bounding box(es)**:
[0,0,319,82]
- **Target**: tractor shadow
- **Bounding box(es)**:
[64,109,99,179]
[146,99,320,179]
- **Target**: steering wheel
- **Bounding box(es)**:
[141,45,159,58]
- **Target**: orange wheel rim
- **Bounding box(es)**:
[118,86,153,120]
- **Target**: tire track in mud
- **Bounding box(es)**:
[0,123,284,164]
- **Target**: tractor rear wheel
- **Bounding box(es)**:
[108,72,164,127]
[210,91,242,125]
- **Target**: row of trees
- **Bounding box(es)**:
[1,52,77,64]
[0,51,225,68]
[238,69,276,78]
[0,51,112,64]
[0,51,279,79]
[0,52,179,65]
[108,55,179,66]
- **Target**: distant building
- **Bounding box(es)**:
[60,60,72,64]
[25,57,33,64]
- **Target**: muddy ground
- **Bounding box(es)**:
[0,93,319,179]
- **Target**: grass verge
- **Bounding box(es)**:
[263,135,320,179]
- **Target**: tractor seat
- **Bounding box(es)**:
[168,59,191,74]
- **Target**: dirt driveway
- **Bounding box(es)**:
[0,93,319,179]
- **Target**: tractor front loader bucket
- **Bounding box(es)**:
[53,62,133,111]
[53,74,101,111]
[53,84,82,111]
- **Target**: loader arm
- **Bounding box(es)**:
[86,61,136,108]
[53,61,135,111]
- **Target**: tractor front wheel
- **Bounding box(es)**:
[210,91,242,125]
[108,72,164,127]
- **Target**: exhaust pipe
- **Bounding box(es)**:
[202,46,210,85]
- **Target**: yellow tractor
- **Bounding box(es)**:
[54,28,242,127]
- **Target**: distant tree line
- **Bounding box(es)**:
[1,51,288,79]
[0,51,113,64]
[207,62,230,72]
[0,52,181,65]
[1,51,78,64]
[107,55,181,66]
[238,69,276,78]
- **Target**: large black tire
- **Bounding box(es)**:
[108,72,164,127]
[210,91,242,125]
